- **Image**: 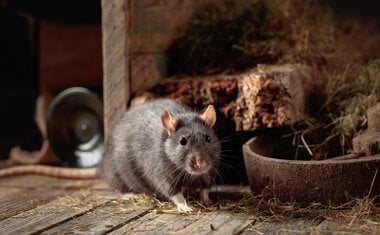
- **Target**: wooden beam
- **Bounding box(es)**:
[101,0,130,137]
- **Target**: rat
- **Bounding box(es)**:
[0,99,221,212]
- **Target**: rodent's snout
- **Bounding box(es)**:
[186,153,211,175]
[194,159,207,171]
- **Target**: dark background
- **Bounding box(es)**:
[5,0,380,32]
[0,0,101,158]
[5,0,101,23]
[324,0,380,27]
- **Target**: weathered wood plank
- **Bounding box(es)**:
[241,218,323,235]
[175,211,249,234]
[108,211,162,234]
[130,53,168,93]
[0,174,105,190]
[153,213,203,232]
[0,175,106,222]
[206,217,253,235]
[48,178,104,190]
[41,200,152,235]
[0,188,22,199]
[313,219,380,234]
[0,174,59,188]
[0,187,64,221]
[129,0,204,53]
[101,0,130,137]
[110,212,202,234]
[0,191,112,234]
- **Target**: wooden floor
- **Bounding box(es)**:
[0,174,379,235]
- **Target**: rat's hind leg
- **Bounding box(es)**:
[200,188,213,205]
[98,165,131,193]
[111,172,132,193]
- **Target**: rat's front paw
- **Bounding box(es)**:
[171,192,195,212]
[176,202,195,212]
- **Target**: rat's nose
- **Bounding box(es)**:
[188,152,210,174]
[195,159,207,170]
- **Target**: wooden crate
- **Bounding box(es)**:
[101,0,318,137]
[101,0,245,136]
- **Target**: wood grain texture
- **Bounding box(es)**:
[1,174,379,234]
[242,219,323,235]
[129,0,203,53]
[0,191,111,235]
[101,0,130,137]
[110,212,202,234]
[0,187,64,221]
[0,188,22,200]
[0,174,58,188]
[176,211,252,234]
[40,199,152,235]
[314,219,380,234]
[130,53,168,93]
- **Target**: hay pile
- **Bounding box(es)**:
[169,0,380,159]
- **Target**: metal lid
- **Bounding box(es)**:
[46,87,103,168]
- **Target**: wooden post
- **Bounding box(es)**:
[101,0,130,137]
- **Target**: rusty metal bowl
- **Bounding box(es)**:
[243,133,380,204]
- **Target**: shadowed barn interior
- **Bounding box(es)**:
[0,0,379,234]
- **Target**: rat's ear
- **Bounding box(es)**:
[161,108,178,135]
[199,105,216,127]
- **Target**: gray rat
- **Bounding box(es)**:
[98,99,221,211]
[0,99,221,212]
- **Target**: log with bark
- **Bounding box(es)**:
[131,64,321,131]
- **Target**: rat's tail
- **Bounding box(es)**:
[0,165,97,179]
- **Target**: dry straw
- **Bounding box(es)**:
[171,0,380,159]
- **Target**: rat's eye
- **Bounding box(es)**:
[180,137,187,146]
[205,135,211,143]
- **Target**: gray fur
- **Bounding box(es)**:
[97,99,221,200]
